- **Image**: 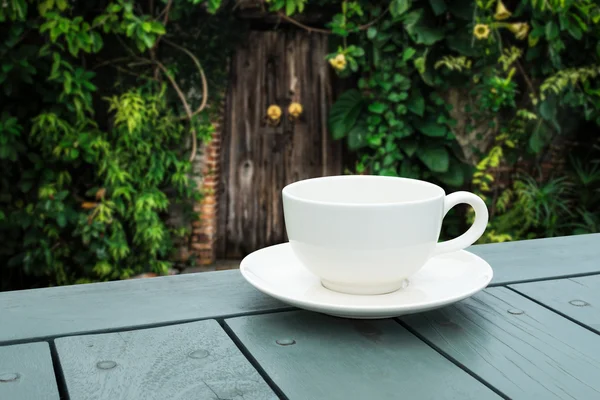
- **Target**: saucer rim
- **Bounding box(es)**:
[240,243,493,314]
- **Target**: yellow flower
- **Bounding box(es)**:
[267,105,282,122]
[473,24,491,40]
[288,102,303,119]
[494,1,512,20]
[329,53,347,71]
[508,22,530,40]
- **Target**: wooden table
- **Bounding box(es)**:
[1,234,600,400]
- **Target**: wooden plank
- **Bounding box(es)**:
[2,235,599,345]
[218,30,344,259]
[510,275,600,334]
[0,270,288,344]
[470,233,600,286]
[401,287,600,400]
[225,311,500,400]
[0,342,60,400]
[55,320,276,400]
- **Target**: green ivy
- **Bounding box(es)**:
[324,2,469,187]
[0,0,238,290]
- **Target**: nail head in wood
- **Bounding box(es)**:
[569,299,589,307]
[276,338,296,346]
[0,372,20,382]
[188,349,210,359]
[96,361,117,370]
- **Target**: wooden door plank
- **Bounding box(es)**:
[510,275,600,333]
[218,30,342,259]
[55,320,276,400]
[225,311,501,400]
[0,342,60,400]
[471,233,600,286]
[401,287,600,400]
[0,270,288,344]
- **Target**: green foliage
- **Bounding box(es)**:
[325,1,467,185]
[0,0,238,290]
[267,0,309,16]
[319,0,600,242]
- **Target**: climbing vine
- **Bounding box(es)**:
[0,0,241,289]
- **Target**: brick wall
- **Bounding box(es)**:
[190,114,223,265]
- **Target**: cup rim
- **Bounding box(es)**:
[282,175,445,207]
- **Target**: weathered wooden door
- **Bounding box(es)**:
[217,30,344,259]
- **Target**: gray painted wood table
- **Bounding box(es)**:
[1,234,600,400]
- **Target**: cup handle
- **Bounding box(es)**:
[434,191,489,256]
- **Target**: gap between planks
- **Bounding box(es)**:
[219,320,289,400]
[0,307,295,347]
[506,285,599,335]
[488,270,600,287]
[48,340,70,400]
[392,317,510,400]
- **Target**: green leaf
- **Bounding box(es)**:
[393,127,411,138]
[395,104,408,114]
[414,119,447,137]
[403,9,422,29]
[388,92,408,102]
[383,154,395,167]
[393,73,406,84]
[400,159,420,179]
[368,102,388,114]
[545,21,559,41]
[538,97,560,133]
[367,27,377,39]
[435,161,464,186]
[402,47,416,61]
[418,145,449,172]
[428,0,446,16]
[286,0,296,16]
[56,0,68,10]
[56,213,67,228]
[403,9,444,45]
[447,30,480,57]
[63,72,72,93]
[19,180,34,193]
[380,167,398,176]
[352,47,365,57]
[446,0,472,19]
[150,22,166,35]
[390,0,411,17]
[140,34,155,49]
[529,122,553,153]
[568,25,582,40]
[142,22,152,32]
[539,99,555,121]
[379,80,393,92]
[348,58,359,72]
[329,89,364,139]
[412,25,444,45]
[400,139,418,156]
[407,94,425,116]
[347,122,368,150]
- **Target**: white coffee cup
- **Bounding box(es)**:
[282,175,489,295]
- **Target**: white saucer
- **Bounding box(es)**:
[240,243,493,319]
